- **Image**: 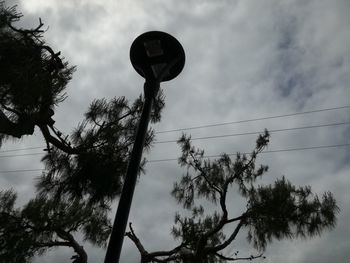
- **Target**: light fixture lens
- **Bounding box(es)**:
[143,40,164,57]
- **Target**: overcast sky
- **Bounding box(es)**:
[1,0,350,262]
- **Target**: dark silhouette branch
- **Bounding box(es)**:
[35,241,71,248]
[226,214,247,224]
[38,124,79,154]
[8,17,44,34]
[194,153,256,254]
[215,252,264,261]
[206,220,244,253]
[56,229,87,263]
[125,223,148,257]
[0,109,35,138]
[126,223,186,263]
[1,103,21,115]
[189,151,222,194]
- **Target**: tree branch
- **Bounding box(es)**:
[206,220,244,253]
[189,151,222,194]
[56,229,87,263]
[8,17,44,34]
[126,223,186,263]
[35,241,71,248]
[226,214,247,224]
[0,109,35,138]
[195,178,231,254]
[125,223,149,257]
[38,124,80,154]
[215,252,264,261]
[1,103,21,115]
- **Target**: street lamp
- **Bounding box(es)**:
[104,31,185,263]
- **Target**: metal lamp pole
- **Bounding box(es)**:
[104,31,185,263]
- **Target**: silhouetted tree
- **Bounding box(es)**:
[0,3,164,205]
[0,189,110,263]
[0,2,164,261]
[126,131,339,262]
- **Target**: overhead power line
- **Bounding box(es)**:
[0,152,44,158]
[1,105,350,153]
[0,168,43,173]
[1,143,349,172]
[155,121,350,144]
[1,119,350,154]
[1,121,349,158]
[0,146,44,153]
[148,143,350,163]
[155,105,350,134]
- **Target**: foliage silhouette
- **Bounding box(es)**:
[0,3,163,262]
[0,3,164,206]
[0,189,110,262]
[126,132,339,262]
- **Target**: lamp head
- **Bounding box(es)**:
[130,31,185,82]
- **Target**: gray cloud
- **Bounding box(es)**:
[1,0,349,262]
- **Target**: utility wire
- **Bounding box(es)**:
[0,152,44,158]
[155,121,350,144]
[1,142,349,172]
[1,106,349,173]
[1,120,350,154]
[155,105,350,134]
[0,146,44,153]
[1,105,350,152]
[0,121,349,158]
[0,168,43,173]
[148,143,350,163]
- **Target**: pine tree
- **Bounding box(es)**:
[0,3,163,262]
[126,132,339,262]
[0,189,110,262]
[0,3,164,205]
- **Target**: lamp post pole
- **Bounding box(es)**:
[104,80,159,263]
[104,31,185,263]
